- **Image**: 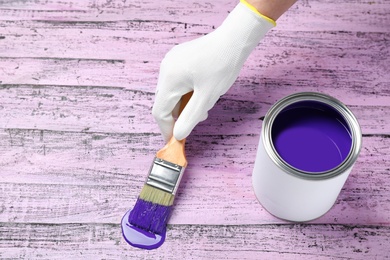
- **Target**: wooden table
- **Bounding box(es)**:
[1,0,389,259]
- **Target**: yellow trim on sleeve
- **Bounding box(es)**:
[240,0,277,27]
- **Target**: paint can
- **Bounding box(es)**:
[252,92,362,222]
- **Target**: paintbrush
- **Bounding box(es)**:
[127,91,193,237]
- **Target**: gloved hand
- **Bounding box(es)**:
[152,0,276,142]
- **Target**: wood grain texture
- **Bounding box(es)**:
[0,129,389,225]
[0,0,389,259]
[0,223,389,259]
[0,85,389,135]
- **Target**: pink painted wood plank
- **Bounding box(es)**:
[0,86,388,135]
[0,0,389,33]
[0,22,388,105]
[1,223,389,259]
[0,128,389,226]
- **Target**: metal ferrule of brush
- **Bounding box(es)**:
[146,158,186,195]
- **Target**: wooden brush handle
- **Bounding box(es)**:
[156,92,193,167]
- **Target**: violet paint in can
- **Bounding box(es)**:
[252,92,362,222]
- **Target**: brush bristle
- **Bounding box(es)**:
[128,184,176,234]
[139,184,175,206]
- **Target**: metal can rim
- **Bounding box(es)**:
[262,92,362,180]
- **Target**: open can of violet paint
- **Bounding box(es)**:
[252,92,362,222]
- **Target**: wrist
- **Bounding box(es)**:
[218,2,275,43]
[244,0,297,21]
[240,0,276,25]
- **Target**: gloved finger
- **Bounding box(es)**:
[152,86,193,142]
[152,89,179,142]
[173,91,217,141]
[172,101,181,119]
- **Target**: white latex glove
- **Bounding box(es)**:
[152,0,276,142]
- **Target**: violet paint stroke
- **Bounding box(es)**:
[271,101,352,173]
[121,199,172,250]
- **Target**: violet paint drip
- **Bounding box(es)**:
[121,199,172,250]
[121,209,166,250]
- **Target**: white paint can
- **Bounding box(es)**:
[252,92,362,222]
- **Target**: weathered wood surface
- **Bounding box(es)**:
[0,128,389,226]
[1,0,390,259]
[1,223,388,259]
